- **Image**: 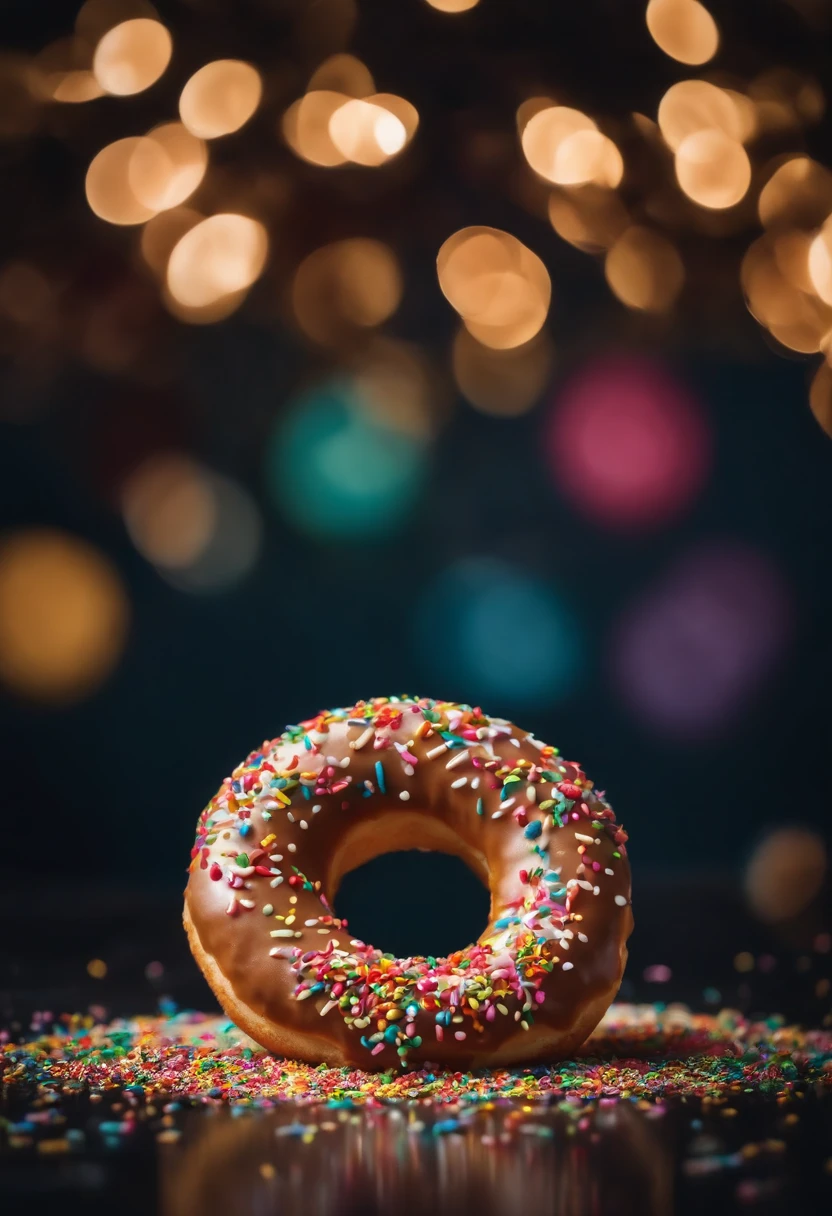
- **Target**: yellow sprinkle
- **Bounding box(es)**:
[260,834,277,848]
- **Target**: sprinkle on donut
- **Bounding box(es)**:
[185,697,632,1068]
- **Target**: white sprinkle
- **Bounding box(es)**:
[403,764,415,777]
[319,1000,337,1017]
[231,864,255,877]
[510,737,521,747]
[287,842,297,853]
[263,904,274,916]
[260,798,279,811]
[312,805,322,814]
[325,756,339,766]
[450,776,468,789]
[605,867,614,876]
[270,876,284,888]
[560,938,570,950]
[287,812,295,823]
[426,743,448,760]
[501,797,516,811]
[399,790,410,801]
[562,961,574,971]
[578,932,588,943]
[300,820,308,829]
[269,854,283,863]
[445,750,468,771]
[268,947,284,957]
[491,809,505,820]
[614,894,628,906]
[526,735,546,750]
[574,833,594,844]
[470,776,480,790]
[339,757,351,768]
[526,785,536,804]
[239,899,255,910]
[304,919,319,927]
[351,727,374,751]
[270,929,295,938]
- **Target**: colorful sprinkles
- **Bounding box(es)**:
[187,697,630,1064]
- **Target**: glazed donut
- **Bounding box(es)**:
[184,696,632,1069]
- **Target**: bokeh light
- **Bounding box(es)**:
[808,217,832,304]
[548,185,629,253]
[166,214,268,309]
[282,91,350,167]
[809,362,832,439]
[351,338,445,440]
[521,106,598,184]
[452,326,555,417]
[745,828,827,923]
[437,226,551,349]
[92,18,172,95]
[415,558,580,708]
[425,0,479,11]
[291,239,403,347]
[308,53,374,98]
[611,543,790,738]
[122,455,262,592]
[758,156,832,230]
[646,0,719,67]
[675,128,751,209]
[0,529,128,703]
[34,37,105,103]
[85,137,158,225]
[605,226,685,311]
[741,234,832,354]
[179,60,262,139]
[552,129,624,189]
[658,80,747,151]
[329,98,407,165]
[267,380,428,539]
[140,207,202,276]
[547,355,710,529]
[128,122,207,211]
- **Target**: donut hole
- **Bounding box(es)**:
[334,849,490,959]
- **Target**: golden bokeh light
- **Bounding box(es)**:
[282,91,350,167]
[352,338,444,439]
[179,60,262,139]
[34,38,105,103]
[122,454,216,569]
[521,106,597,184]
[75,0,160,43]
[809,362,832,438]
[453,326,554,417]
[0,529,128,703]
[773,229,815,295]
[308,53,374,98]
[128,122,207,211]
[548,185,629,253]
[749,67,825,135]
[552,129,624,189]
[646,0,719,67]
[605,225,685,311]
[92,18,172,96]
[140,207,202,277]
[758,157,832,230]
[367,94,419,142]
[741,234,832,352]
[292,238,403,347]
[329,98,407,165]
[437,226,551,349]
[675,128,751,209]
[425,0,479,11]
[85,137,158,225]
[167,213,268,308]
[808,218,832,304]
[658,80,746,151]
[745,827,827,923]
[163,286,249,326]
[516,96,556,134]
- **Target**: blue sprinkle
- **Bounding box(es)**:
[302,785,311,800]
[304,735,312,750]
[239,823,251,837]
[524,820,543,839]
[383,1024,399,1044]
[375,760,386,794]
[433,1119,461,1136]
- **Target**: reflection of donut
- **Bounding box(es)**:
[184,696,633,1068]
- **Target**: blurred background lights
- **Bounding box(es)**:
[741,234,832,354]
[291,238,403,348]
[140,207,202,277]
[267,381,427,539]
[675,128,752,209]
[808,217,832,304]
[166,214,268,309]
[548,185,629,253]
[605,226,685,312]
[0,529,128,703]
[809,362,832,438]
[611,543,790,738]
[35,37,105,103]
[437,226,551,349]
[282,91,351,167]
[758,156,832,230]
[351,338,444,441]
[646,0,719,67]
[122,453,262,591]
[85,137,158,225]
[745,828,827,923]
[92,18,171,96]
[328,98,406,165]
[308,53,374,98]
[551,129,624,189]
[425,0,479,11]
[179,60,262,139]
[127,123,207,211]
[657,80,747,152]
[547,355,710,529]
[521,106,598,184]
[452,327,555,417]
[415,558,580,708]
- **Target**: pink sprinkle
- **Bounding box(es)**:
[331,983,344,997]
[406,1023,416,1037]
[535,990,546,1004]
[592,861,601,872]
[454,1031,467,1041]
[435,1024,444,1041]
[485,1005,496,1021]
[371,1042,385,1056]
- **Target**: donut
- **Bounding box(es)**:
[184,696,632,1069]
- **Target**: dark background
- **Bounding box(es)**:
[0,0,831,1022]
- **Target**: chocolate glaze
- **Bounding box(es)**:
[185,699,632,1068]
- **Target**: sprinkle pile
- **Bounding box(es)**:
[3,1004,831,1107]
